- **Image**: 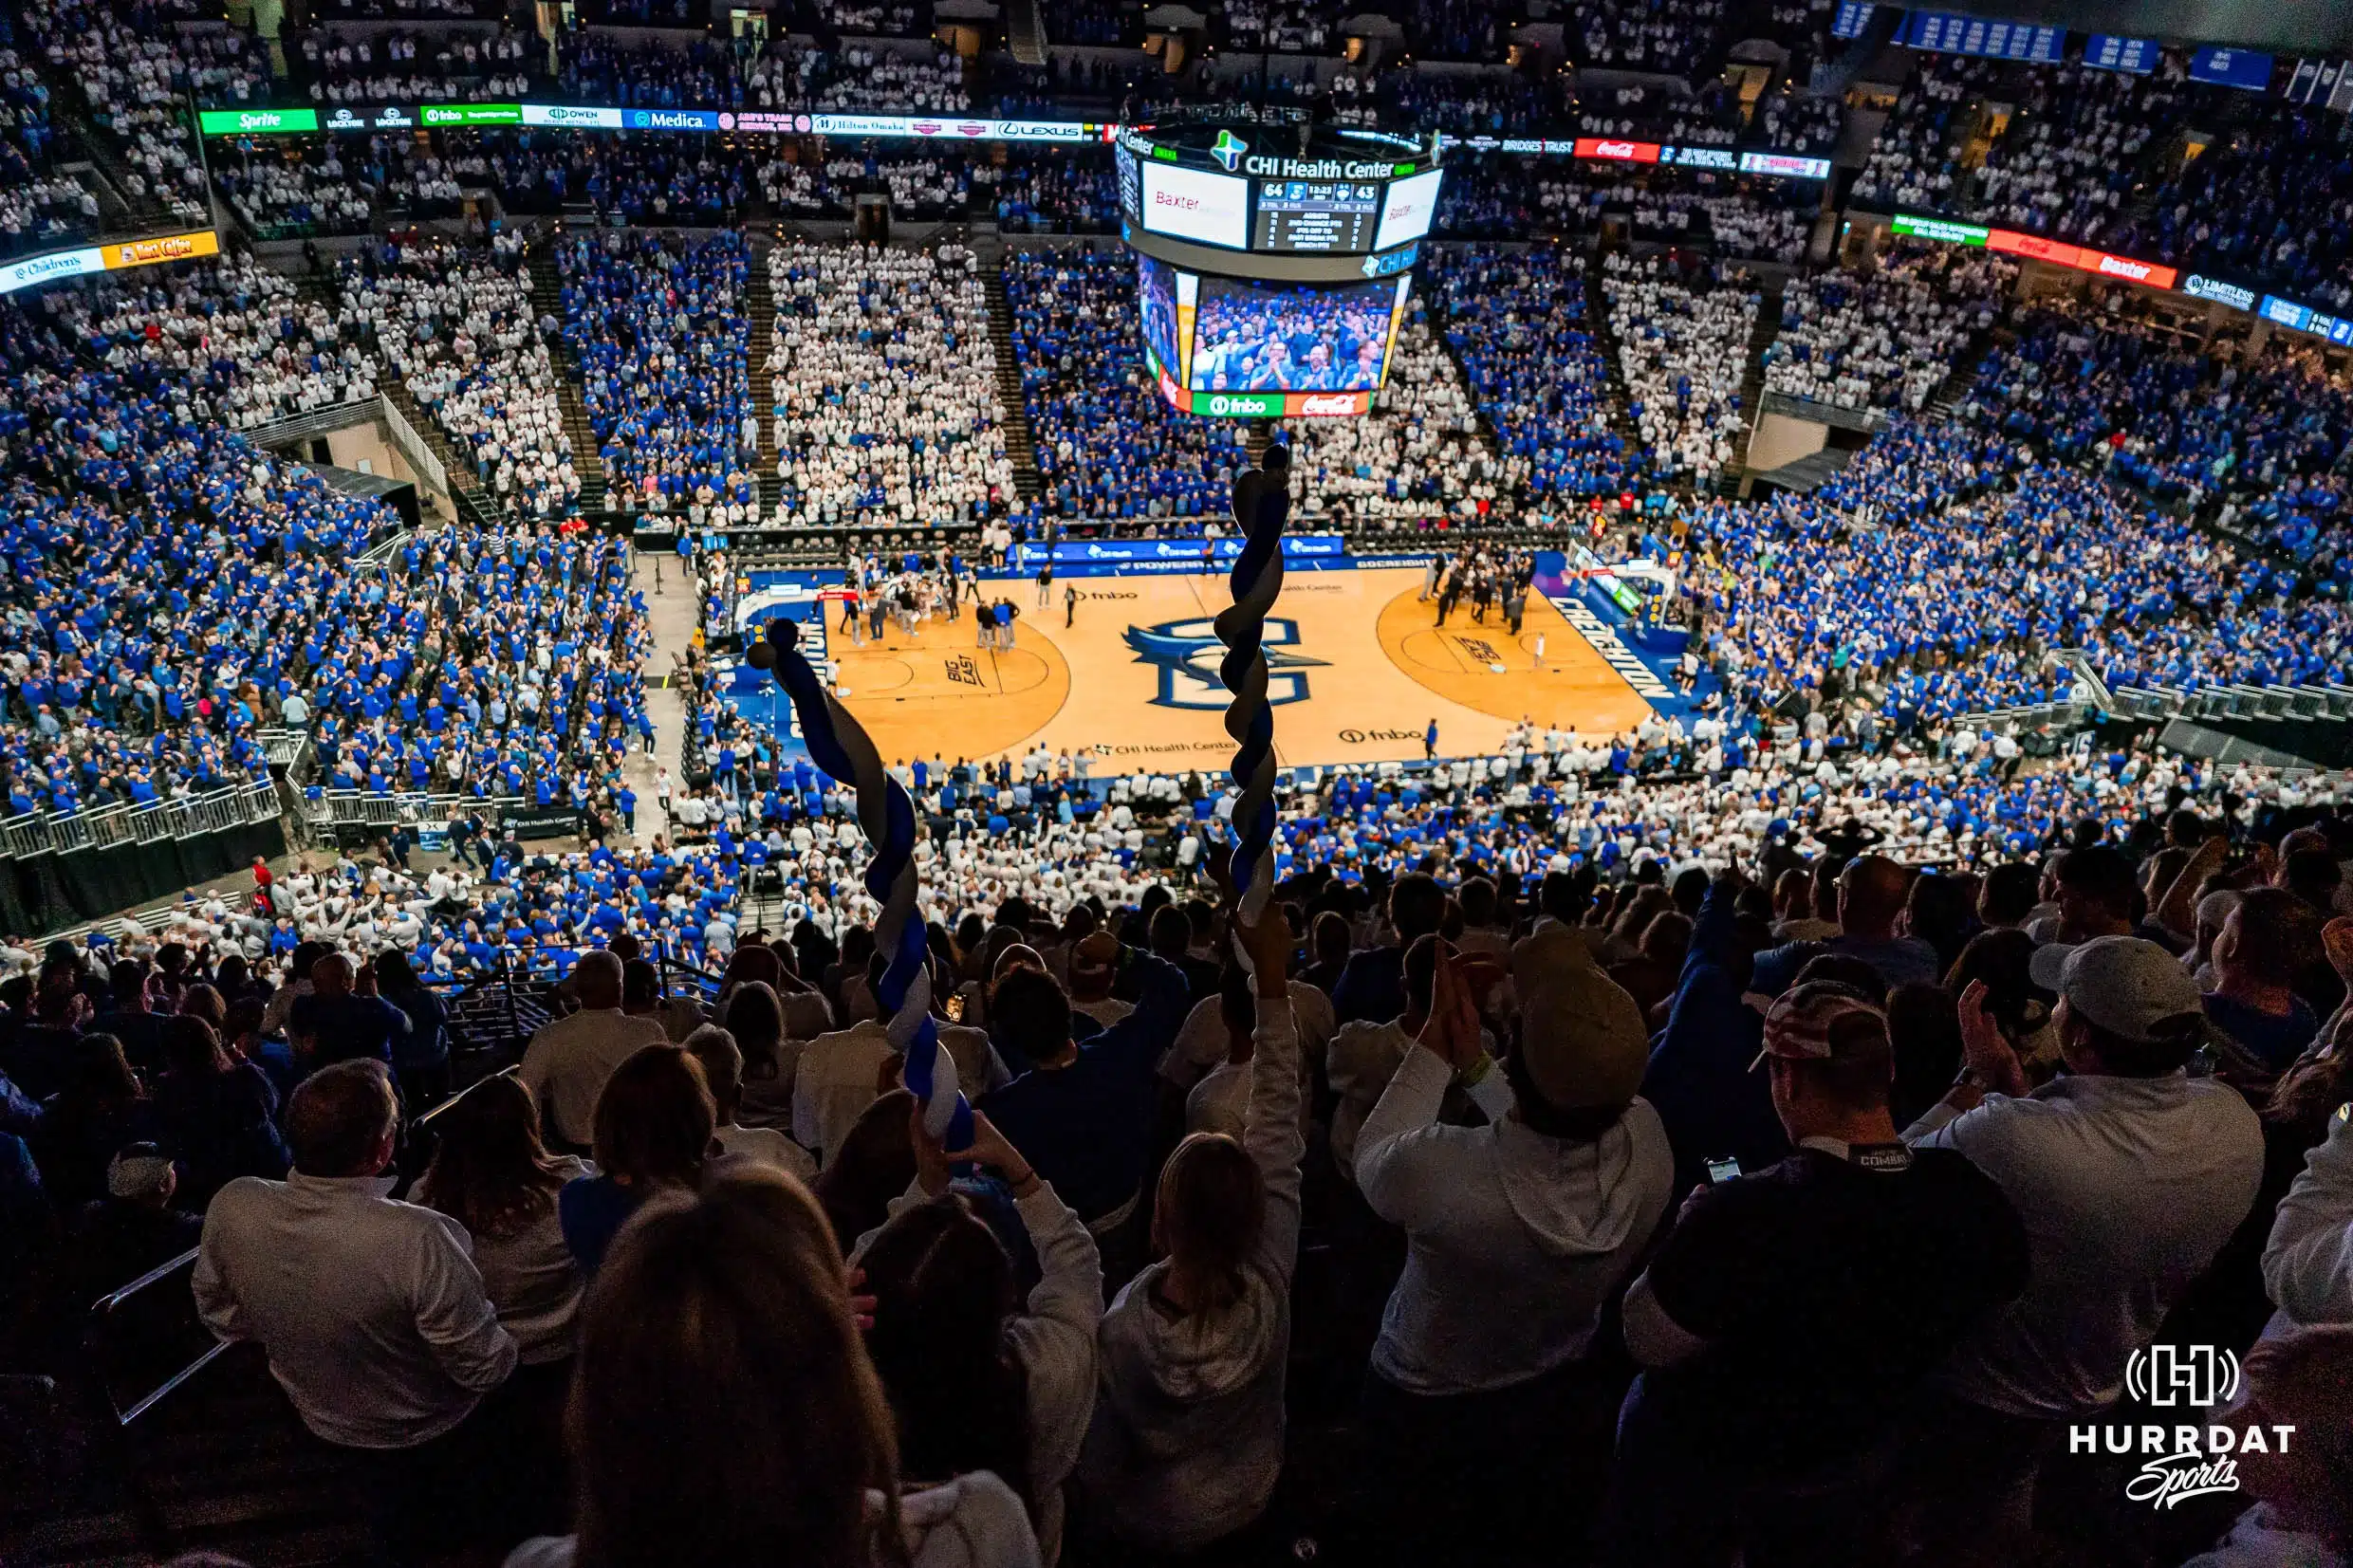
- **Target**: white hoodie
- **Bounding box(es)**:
[1356,1045,1674,1394]
[1078,1000,1304,1552]
[503,1471,1042,1568]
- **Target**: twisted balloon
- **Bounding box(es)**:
[747,618,972,1147]
[1214,443,1291,922]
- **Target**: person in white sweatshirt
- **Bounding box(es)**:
[1353,924,1675,1561]
[1076,903,1305,1554]
[2266,1103,2353,1328]
[504,1166,1043,1568]
[858,1107,1103,1566]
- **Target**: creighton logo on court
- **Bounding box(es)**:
[1124,618,1325,710]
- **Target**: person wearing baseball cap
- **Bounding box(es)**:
[1606,983,2029,1567]
[59,1142,201,1322]
[1894,935,2266,1548]
[1352,930,1673,1560]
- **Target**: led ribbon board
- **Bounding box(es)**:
[0,229,219,295]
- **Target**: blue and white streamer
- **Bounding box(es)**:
[1214,445,1290,922]
[748,619,972,1147]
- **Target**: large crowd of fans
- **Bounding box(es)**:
[764,240,1015,531]
[1426,246,1638,501]
[1282,300,1502,530]
[62,252,379,429]
[1602,254,1757,488]
[9,26,2353,1568]
[1765,243,2015,415]
[558,231,755,520]
[1004,249,1249,526]
[341,233,583,520]
[15,710,2353,1568]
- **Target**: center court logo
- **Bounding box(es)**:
[1124,618,1325,710]
[2068,1345,2292,1511]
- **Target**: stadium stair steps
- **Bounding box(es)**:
[377,378,504,533]
[5,1346,369,1568]
[746,262,781,514]
[53,102,175,232]
[1919,323,1995,423]
[977,245,1046,503]
[1420,285,1509,460]
[1005,0,1048,65]
[527,249,610,512]
[1724,272,1788,494]
[2116,125,2195,236]
[1584,286,1651,455]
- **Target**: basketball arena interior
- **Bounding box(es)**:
[5,0,2353,1564]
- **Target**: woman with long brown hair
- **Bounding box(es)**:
[502,1169,1043,1568]
[722,980,797,1131]
[857,1109,1101,1565]
[414,1073,590,1366]
[31,1033,155,1208]
[153,1014,287,1207]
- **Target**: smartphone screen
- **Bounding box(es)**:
[1706,1156,1741,1184]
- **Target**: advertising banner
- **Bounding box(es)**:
[521,102,623,128]
[1572,138,1662,162]
[0,228,221,295]
[198,106,318,135]
[422,103,522,125]
[1739,151,1833,179]
[1010,537,1345,569]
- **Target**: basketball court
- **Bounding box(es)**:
[783,565,1661,771]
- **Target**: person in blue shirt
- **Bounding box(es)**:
[976,932,1192,1226]
[285,953,411,1077]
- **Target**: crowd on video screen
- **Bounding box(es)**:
[1186,275,1395,394]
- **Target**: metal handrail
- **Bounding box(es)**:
[0,780,284,859]
[414,1063,522,1129]
[84,1247,219,1428]
[301,789,528,829]
[83,1060,526,1443]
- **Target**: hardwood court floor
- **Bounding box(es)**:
[828,567,1655,771]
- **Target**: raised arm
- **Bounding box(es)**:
[1354,950,1479,1230]
[1236,906,1306,1288]
[2264,1110,2353,1329]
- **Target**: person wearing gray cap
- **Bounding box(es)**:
[60,1143,202,1312]
[1352,926,1674,1559]
[1891,935,2264,1555]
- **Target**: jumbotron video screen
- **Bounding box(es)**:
[1138,255,1412,417]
